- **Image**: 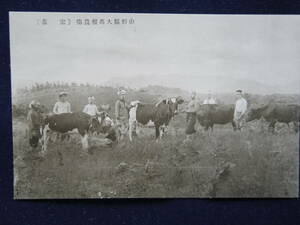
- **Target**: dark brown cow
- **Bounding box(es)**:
[197,104,237,131]
[128,97,184,140]
[246,103,299,132]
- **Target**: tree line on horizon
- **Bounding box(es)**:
[16,81,120,94]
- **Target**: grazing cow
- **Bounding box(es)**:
[128,97,184,141]
[246,103,300,132]
[41,112,102,153]
[197,104,236,131]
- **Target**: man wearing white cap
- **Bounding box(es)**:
[53,92,71,114]
[234,89,248,130]
[115,89,130,140]
[83,96,100,116]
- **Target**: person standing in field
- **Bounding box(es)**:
[52,92,72,141]
[53,92,71,114]
[27,100,43,148]
[203,90,217,105]
[83,96,100,116]
[234,89,248,130]
[115,89,130,141]
[184,91,200,143]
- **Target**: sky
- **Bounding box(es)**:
[9,12,300,93]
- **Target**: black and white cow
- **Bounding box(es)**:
[128,97,184,141]
[41,112,103,153]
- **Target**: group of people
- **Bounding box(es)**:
[28,88,248,144]
[51,90,130,140]
[184,89,248,141]
[52,92,101,117]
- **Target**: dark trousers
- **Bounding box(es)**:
[185,112,197,135]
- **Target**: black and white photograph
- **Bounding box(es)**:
[10,12,299,198]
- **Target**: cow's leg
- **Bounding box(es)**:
[232,121,237,131]
[80,132,89,150]
[159,125,166,139]
[268,120,276,133]
[286,122,291,133]
[204,124,209,131]
[293,121,299,133]
[41,125,50,155]
[128,119,135,142]
[155,125,160,139]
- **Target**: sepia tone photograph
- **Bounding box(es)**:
[10,12,299,198]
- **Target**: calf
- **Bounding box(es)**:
[128,97,184,141]
[41,112,101,154]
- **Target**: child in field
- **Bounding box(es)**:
[52,92,71,141]
[53,92,71,114]
[83,96,100,116]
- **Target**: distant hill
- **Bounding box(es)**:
[105,74,299,95]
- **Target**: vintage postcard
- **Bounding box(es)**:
[10,12,299,198]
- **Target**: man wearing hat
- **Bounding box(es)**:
[184,91,200,143]
[27,100,43,148]
[83,96,100,116]
[115,89,130,140]
[234,89,248,130]
[53,92,71,114]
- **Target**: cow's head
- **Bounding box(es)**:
[245,104,268,122]
[89,114,103,133]
[165,96,184,116]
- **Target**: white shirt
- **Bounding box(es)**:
[83,104,100,116]
[186,99,199,113]
[129,104,138,123]
[203,98,217,105]
[235,98,247,114]
[53,101,71,114]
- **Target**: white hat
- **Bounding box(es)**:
[59,91,68,97]
[29,100,40,109]
[130,100,140,106]
[117,89,127,95]
[88,96,95,101]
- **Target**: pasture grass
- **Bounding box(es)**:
[13,118,298,198]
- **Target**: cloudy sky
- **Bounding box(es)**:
[10,12,300,93]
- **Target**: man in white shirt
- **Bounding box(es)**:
[115,89,130,141]
[83,96,100,116]
[234,89,248,130]
[52,92,72,142]
[203,91,217,105]
[53,92,71,114]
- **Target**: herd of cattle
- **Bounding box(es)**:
[24,96,299,155]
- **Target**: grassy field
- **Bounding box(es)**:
[13,116,298,198]
[12,85,299,198]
